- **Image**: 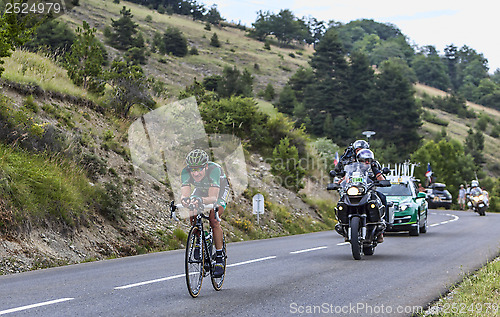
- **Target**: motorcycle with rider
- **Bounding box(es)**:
[328,141,391,260]
[467,180,488,216]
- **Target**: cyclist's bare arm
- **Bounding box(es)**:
[203,186,220,205]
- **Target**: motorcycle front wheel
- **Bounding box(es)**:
[350,217,362,260]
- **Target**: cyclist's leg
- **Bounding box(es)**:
[209,204,224,250]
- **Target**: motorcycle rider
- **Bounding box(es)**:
[356,149,387,243]
[333,139,370,175]
[468,180,482,210]
[335,148,387,242]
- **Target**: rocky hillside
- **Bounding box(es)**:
[0,75,336,274]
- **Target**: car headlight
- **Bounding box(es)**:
[399,204,411,211]
[347,186,360,196]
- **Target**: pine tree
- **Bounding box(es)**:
[368,59,421,158]
[263,83,275,101]
[162,27,188,57]
[107,6,138,50]
[465,128,485,165]
[277,85,297,115]
[65,21,105,94]
[347,51,376,131]
[303,28,349,136]
[210,32,221,47]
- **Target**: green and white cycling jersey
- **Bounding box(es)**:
[181,162,229,208]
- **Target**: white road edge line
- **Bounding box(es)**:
[227,256,276,267]
[115,256,277,290]
[337,242,350,246]
[0,298,74,316]
[115,274,185,290]
[290,246,328,254]
[429,213,460,227]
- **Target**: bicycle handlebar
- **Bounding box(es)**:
[169,201,221,222]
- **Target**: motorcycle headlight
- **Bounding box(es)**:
[479,195,484,200]
[347,186,360,196]
[473,196,481,202]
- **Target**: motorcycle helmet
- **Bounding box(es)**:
[471,180,479,187]
[356,149,374,164]
[352,139,370,150]
[186,149,209,167]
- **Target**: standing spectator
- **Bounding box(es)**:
[458,184,466,210]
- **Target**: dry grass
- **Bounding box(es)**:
[416,83,500,173]
[60,0,311,94]
[1,49,89,98]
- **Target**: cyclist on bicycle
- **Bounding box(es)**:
[180,149,229,277]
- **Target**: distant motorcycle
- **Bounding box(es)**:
[328,162,391,260]
[468,187,488,216]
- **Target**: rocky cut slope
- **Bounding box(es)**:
[0,74,336,274]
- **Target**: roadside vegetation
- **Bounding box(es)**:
[422,257,500,316]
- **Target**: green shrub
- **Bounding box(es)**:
[210,33,220,47]
[161,27,188,57]
[173,228,187,241]
[80,152,107,181]
[199,96,269,149]
[422,110,449,126]
[189,46,199,55]
[24,95,39,113]
[95,181,125,222]
[271,137,305,191]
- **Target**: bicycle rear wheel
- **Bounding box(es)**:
[210,235,226,291]
[185,226,204,298]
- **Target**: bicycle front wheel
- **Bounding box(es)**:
[210,235,226,291]
[185,226,204,298]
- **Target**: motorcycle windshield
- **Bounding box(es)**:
[471,188,482,196]
[128,97,248,219]
[341,162,371,189]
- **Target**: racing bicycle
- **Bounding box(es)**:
[170,200,227,298]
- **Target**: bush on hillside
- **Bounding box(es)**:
[160,27,188,57]
[271,137,305,191]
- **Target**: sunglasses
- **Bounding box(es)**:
[189,166,206,172]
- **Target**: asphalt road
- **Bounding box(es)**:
[1,209,500,317]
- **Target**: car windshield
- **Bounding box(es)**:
[378,183,412,196]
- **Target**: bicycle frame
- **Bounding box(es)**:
[170,201,226,297]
